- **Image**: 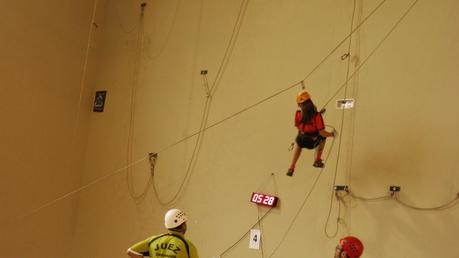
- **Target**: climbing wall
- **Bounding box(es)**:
[2,0,458,258]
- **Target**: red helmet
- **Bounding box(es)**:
[340,236,364,258]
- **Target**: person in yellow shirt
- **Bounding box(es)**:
[127,209,199,258]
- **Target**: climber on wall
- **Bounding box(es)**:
[286,90,335,176]
[334,236,364,258]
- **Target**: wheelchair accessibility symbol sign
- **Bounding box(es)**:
[93,91,107,112]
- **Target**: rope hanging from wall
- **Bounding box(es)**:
[322,0,422,240]
[151,0,251,206]
[324,0,359,240]
[126,2,151,201]
[7,3,458,253]
[344,190,459,211]
[1,0,393,226]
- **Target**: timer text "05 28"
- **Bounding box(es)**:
[251,193,277,206]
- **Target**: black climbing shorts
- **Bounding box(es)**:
[296,133,325,149]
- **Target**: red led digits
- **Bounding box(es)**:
[250,192,278,207]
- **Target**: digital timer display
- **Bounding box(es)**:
[250,192,279,207]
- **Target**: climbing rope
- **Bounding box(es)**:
[155,0,389,158]
[151,0,251,206]
[73,0,100,144]
[209,0,251,97]
[324,0,358,239]
[115,1,141,34]
[322,0,422,239]
[267,137,336,258]
[7,0,426,232]
[152,72,213,206]
[146,0,182,61]
[347,190,459,211]
[126,3,152,201]
[219,173,276,257]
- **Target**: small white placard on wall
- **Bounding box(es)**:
[336,99,355,109]
[249,229,261,250]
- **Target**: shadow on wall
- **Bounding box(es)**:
[352,130,459,257]
[353,130,424,187]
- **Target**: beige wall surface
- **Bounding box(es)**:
[0,0,100,257]
[3,0,458,258]
[72,0,459,258]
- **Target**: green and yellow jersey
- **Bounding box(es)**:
[128,233,199,258]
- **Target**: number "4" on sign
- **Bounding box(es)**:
[249,229,261,250]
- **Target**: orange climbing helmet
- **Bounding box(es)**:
[296,90,311,104]
[340,236,364,258]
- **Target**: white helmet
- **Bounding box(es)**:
[164,209,187,229]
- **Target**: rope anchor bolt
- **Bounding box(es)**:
[148,152,158,175]
[341,53,350,60]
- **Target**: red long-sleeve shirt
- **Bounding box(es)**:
[294,110,325,134]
